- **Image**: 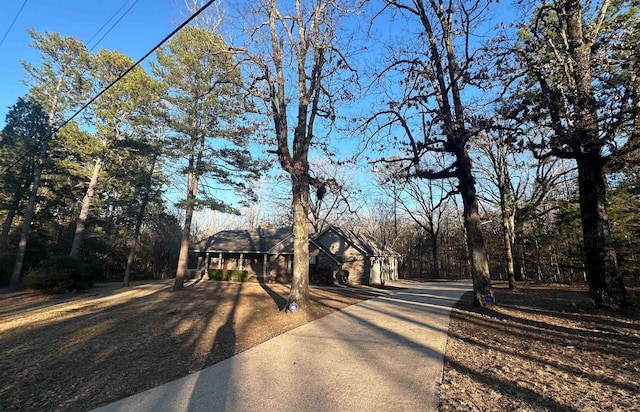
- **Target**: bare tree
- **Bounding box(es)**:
[375,160,456,278]
[367,0,495,306]
[475,129,525,289]
[308,157,359,233]
[231,0,359,308]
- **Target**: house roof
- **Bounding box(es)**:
[192,227,294,254]
[319,225,401,257]
[192,225,400,258]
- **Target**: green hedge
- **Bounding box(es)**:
[207,269,249,282]
[22,255,100,294]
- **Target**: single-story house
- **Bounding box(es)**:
[191,225,400,285]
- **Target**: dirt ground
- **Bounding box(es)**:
[0,279,387,412]
[439,282,640,412]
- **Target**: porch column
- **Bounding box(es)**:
[218,252,222,270]
[239,253,244,270]
[205,252,210,276]
[262,254,267,278]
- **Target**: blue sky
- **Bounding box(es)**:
[0,0,523,222]
[0,0,184,128]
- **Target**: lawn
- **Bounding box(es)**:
[0,280,385,412]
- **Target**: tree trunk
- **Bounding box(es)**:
[430,229,438,278]
[504,213,516,289]
[9,139,49,291]
[123,157,157,287]
[287,172,310,308]
[173,205,193,291]
[458,151,493,307]
[9,70,64,290]
[0,195,21,254]
[70,156,103,257]
[173,163,198,291]
[563,0,626,306]
[503,207,516,290]
[576,153,627,306]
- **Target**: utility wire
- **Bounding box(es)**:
[88,0,141,52]
[86,0,134,49]
[0,0,28,48]
[2,0,217,176]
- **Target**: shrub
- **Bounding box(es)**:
[207,269,249,282]
[337,269,350,285]
[22,255,98,294]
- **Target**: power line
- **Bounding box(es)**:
[88,0,141,52]
[2,0,217,176]
[0,0,28,48]
[86,0,134,49]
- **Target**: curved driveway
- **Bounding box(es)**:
[92,280,471,412]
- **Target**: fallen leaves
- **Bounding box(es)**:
[439,282,640,412]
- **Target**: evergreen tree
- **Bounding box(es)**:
[9,30,90,290]
[153,26,261,291]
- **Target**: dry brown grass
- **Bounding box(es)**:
[3,279,639,412]
[440,282,640,412]
[0,280,385,412]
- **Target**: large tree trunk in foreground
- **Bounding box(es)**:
[565,0,626,306]
[287,172,310,309]
[458,152,493,307]
[70,156,103,257]
[576,153,627,306]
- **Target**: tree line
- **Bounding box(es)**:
[1,25,262,291]
[1,0,637,309]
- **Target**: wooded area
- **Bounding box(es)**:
[1,0,638,308]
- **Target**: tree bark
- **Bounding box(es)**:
[173,155,199,291]
[0,190,23,254]
[576,153,627,305]
[70,156,103,257]
[430,229,438,278]
[173,203,194,291]
[9,138,49,291]
[123,156,157,287]
[173,122,204,291]
[458,150,493,306]
[503,210,516,290]
[288,172,310,308]
[564,0,626,306]
[0,207,17,255]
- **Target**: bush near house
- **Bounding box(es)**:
[337,269,349,285]
[22,255,101,294]
[207,269,249,282]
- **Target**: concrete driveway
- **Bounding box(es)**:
[91,280,471,412]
